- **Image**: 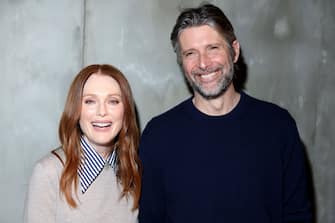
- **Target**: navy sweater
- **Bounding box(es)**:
[139,92,312,223]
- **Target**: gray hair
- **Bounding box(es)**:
[170,3,237,65]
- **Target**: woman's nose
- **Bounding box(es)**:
[97,103,107,117]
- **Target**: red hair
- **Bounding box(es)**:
[58,64,141,209]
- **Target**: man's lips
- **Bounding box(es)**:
[195,70,221,83]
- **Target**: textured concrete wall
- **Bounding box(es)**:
[0,1,83,223]
[0,0,333,222]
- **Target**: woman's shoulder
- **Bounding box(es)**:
[33,147,65,176]
[26,148,65,194]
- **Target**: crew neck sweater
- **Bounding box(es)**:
[139,91,312,223]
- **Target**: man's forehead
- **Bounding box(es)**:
[179,25,227,50]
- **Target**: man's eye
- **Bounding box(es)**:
[184,51,195,57]
[209,46,219,50]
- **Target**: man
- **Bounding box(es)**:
[139,3,312,223]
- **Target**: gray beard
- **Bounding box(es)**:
[185,64,234,100]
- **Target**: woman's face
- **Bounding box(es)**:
[79,73,124,153]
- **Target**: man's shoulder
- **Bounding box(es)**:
[141,97,192,137]
[243,92,293,121]
[149,97,191,124]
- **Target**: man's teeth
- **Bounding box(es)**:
[200,72,217,79]
[92,122,112,127]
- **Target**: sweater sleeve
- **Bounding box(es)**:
[138,120,166,223]
[24,156,59,223]
[282,115,313,223]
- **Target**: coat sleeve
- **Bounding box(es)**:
[24,156,59,223]
[282,115,313,223]
[138,120,166,223]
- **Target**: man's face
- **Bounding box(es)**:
[179,25,239,99]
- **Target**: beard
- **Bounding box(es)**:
[184,60,234,100]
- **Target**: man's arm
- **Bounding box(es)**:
[138,121,166,223]
[282,115,313,223]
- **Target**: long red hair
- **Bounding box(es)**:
[58,64,141,210]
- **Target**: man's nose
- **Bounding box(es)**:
[199,53,211,70]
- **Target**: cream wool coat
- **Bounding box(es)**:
[24,149,138,223]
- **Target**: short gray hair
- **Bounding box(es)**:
[170,3,237,65]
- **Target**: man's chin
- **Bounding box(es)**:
[195,83,232,100]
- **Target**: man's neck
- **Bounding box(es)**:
[192,85,241,116]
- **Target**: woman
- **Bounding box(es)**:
[24,64,141,223]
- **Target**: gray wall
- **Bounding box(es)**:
[0,0,334,222]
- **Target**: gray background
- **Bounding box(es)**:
[0,0,334,222]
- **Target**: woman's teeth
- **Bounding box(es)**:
[92,122,112,128]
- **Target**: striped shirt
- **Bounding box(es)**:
[78,136,117,193]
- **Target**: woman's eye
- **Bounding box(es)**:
[109,99,120,105]
[84,99,95,104]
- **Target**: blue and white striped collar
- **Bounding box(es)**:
[78,136,117,193]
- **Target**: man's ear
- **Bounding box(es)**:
[232,40,240,63]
